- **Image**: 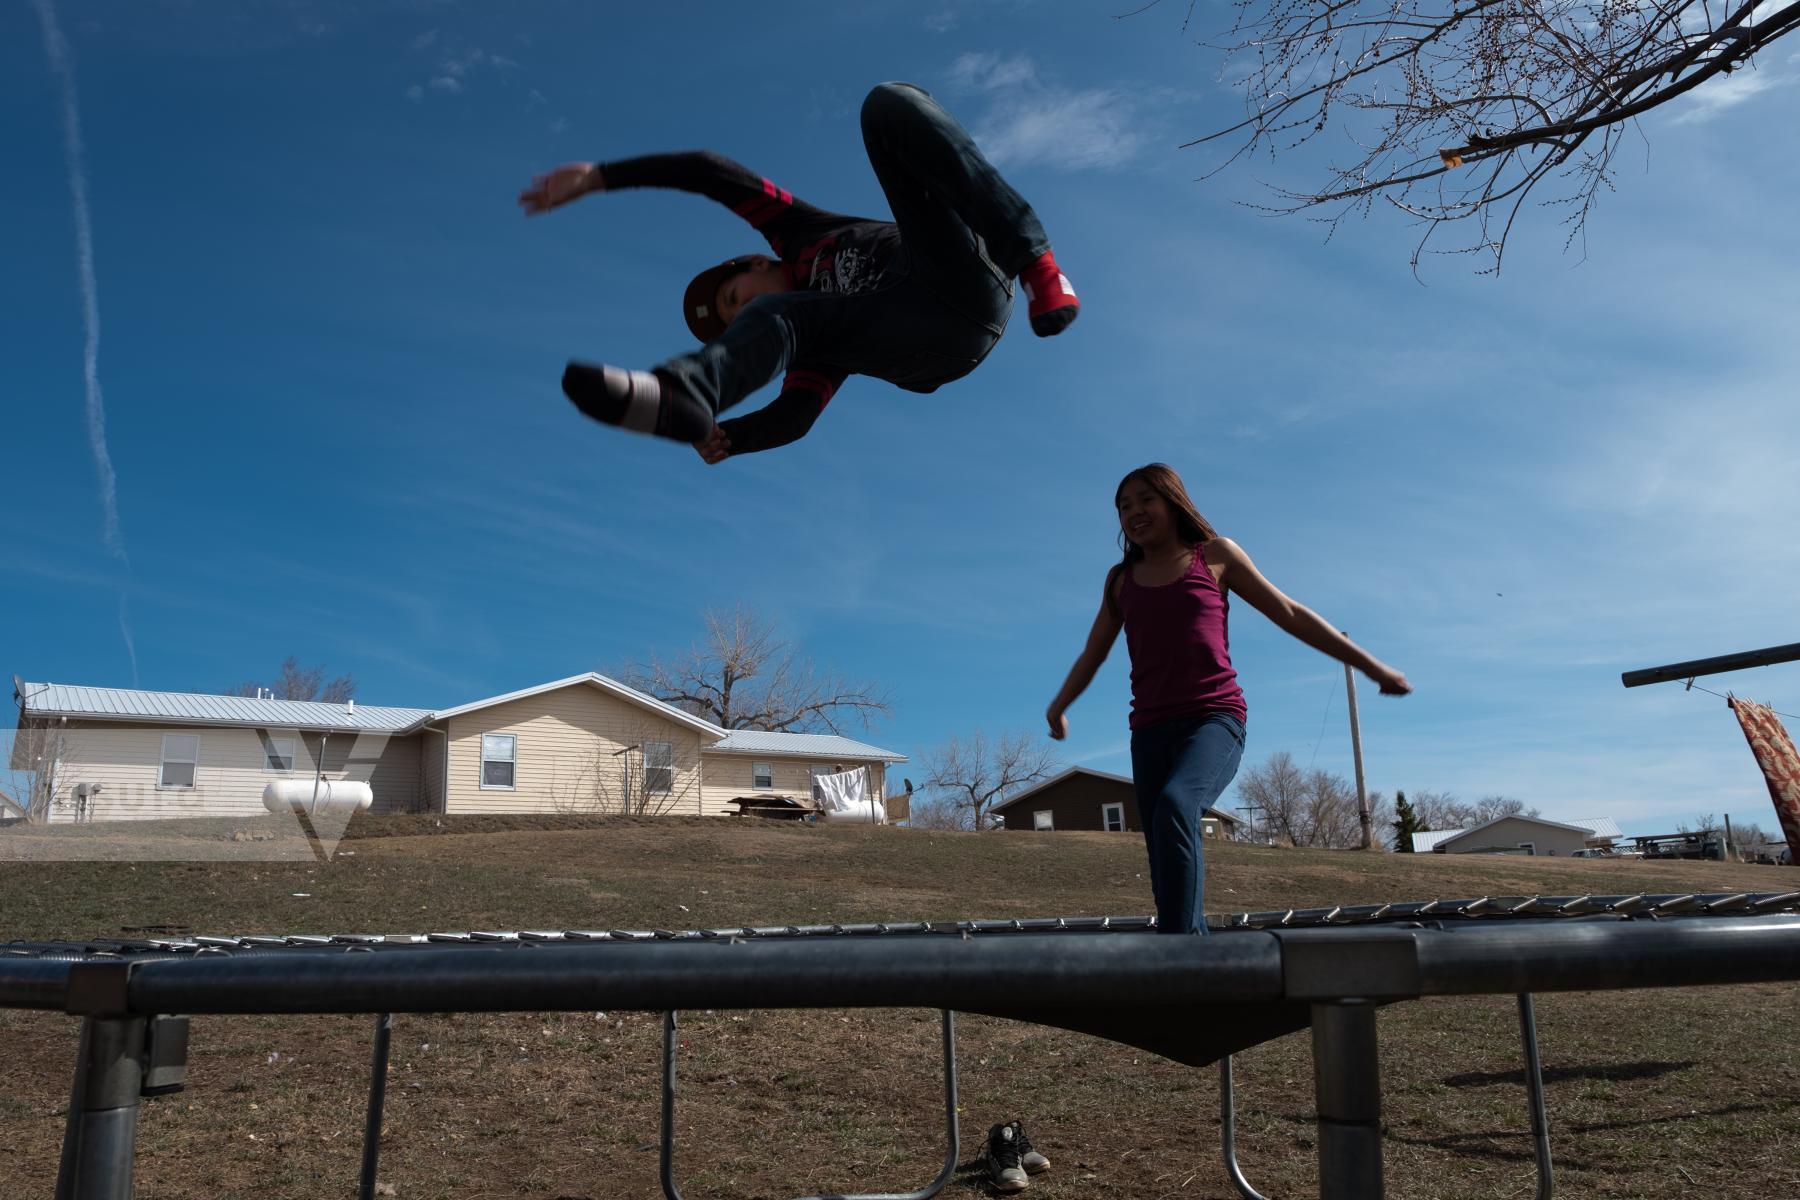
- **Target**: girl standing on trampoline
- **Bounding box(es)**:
[1045,464,1412,935]
[517,82,1078,463]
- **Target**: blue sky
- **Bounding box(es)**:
[7,0,1798,839]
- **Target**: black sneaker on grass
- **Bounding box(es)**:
[1010,1120,1050,1175]
[985,1122,1029,1192]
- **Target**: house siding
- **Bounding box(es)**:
[699,755,887,815]
[999,775,1142,833]
[46,721,422,822]
[1440,817,1592,857]
[442,686,710,815]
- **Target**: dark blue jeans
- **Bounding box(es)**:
[657,82,1051,417]
[1130,712,1246,935]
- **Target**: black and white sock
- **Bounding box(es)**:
[562,362,712,442]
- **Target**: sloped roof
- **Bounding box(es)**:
[710,729,907,763]
[1436,812,1609,851]
[431,673,723,738]
[1411,828,1464,853]
[989,766,1133,813]
[15,682,431,734]
[13,674,908,762]
[1564,816,1623,840]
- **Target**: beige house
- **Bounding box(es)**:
[10,675,904,823]
[1417,814,1615,857]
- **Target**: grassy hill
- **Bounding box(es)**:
[1,815,1794,1199]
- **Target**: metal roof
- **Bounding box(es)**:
[15,682,432,733]
[711,729,907,763]
[1564,816,1624,840]
[1411,829,1464,853]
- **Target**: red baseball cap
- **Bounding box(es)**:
[683,257,756,342]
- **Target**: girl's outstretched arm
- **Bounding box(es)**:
[1212,538,1412,695]
[1046,574,1125,739]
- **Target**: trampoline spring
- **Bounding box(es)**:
[1750,891,1800,911]
[1650,895,1699,914]
[1702,894,1750,913]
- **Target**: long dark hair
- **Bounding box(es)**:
[1106,463,1218,616]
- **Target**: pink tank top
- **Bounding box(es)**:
[1118,544,1248,731]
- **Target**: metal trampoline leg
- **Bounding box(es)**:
[359,1013,396,1200]
[1219,1055,1271,1200]
[661,1009,961,1200]
[1311,1001,1383,1200]
[1517,994,1554,1200]
[54,1015,147,1200]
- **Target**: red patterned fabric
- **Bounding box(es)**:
[1728,697,1800,853]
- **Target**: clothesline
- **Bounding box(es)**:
[1683,678,1800,722]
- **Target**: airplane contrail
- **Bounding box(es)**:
[34,0,139,686]
[32,0,126,565]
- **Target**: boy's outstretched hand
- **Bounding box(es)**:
[694,425,731,465]
[519,163,602,215]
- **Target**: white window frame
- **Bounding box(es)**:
[1033,810,1054,831]
[264,735,297,774]
[752,761,774,790]
[643,741,674,795]
[480,733,517,791]
[159,733,200,790]
[1518,842,1536,856]
[810,764,835,803]
[1101,802,1125,832]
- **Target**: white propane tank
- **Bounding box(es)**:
[262,779,374,818]
[819,799,885,824]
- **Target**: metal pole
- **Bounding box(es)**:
[1312,1001,1383,1200]
[57,1016,147,1200]
[1723,814,1737,863]
[1344,655,1372,850]
[358,1013,395,1200]
[1516,994,1554,1200]
[1219,1055,1270,1200]
[1620,641,1800,688]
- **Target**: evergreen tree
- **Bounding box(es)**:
[1391,790,1421,853]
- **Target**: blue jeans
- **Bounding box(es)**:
[1130,712,1246,935]
[658,82,1049,417]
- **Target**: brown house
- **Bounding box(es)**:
[992,767,1242,838]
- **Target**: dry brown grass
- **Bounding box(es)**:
[1,815,1795,1199]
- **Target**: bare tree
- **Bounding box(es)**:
[3,716,73,824]
[922,730,1059,831]
[1409,789,1473,830]
[619,606,889,734]
[906,795,976,831]
[231,656,355,703]
[1471,794,1541,822]
[1237,752,1388,848]
[1175,0,1800,269]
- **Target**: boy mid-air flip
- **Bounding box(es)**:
[518,82,1079,463]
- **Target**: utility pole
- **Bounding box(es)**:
[1344,654,1373,850]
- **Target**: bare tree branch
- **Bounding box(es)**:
[922,729,1060,831]
[229,656,356,703]
[618,605,890,734]
[1175,0,1800,269]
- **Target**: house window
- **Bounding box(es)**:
[480,733,517,789]
[643,741,673,794]
[1033,810,1053,831]
[160,733,199,789]
[1518,842,1536,856]
[265,736,296,773]
[752,761,774,790]
[1101,802,1124,832]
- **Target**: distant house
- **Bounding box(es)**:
[10,674,904,823]
[991,766,1243,838]
[1413,814,1621,857]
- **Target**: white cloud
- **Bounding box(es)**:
[1669,65,1793,125]
[428,75,460,94]
[410,29,439,51]
[924,10,959,33]
[948,52,1146,170]
[549,117,569,134]
[406,84,423,102]
[975,92,1144,170]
